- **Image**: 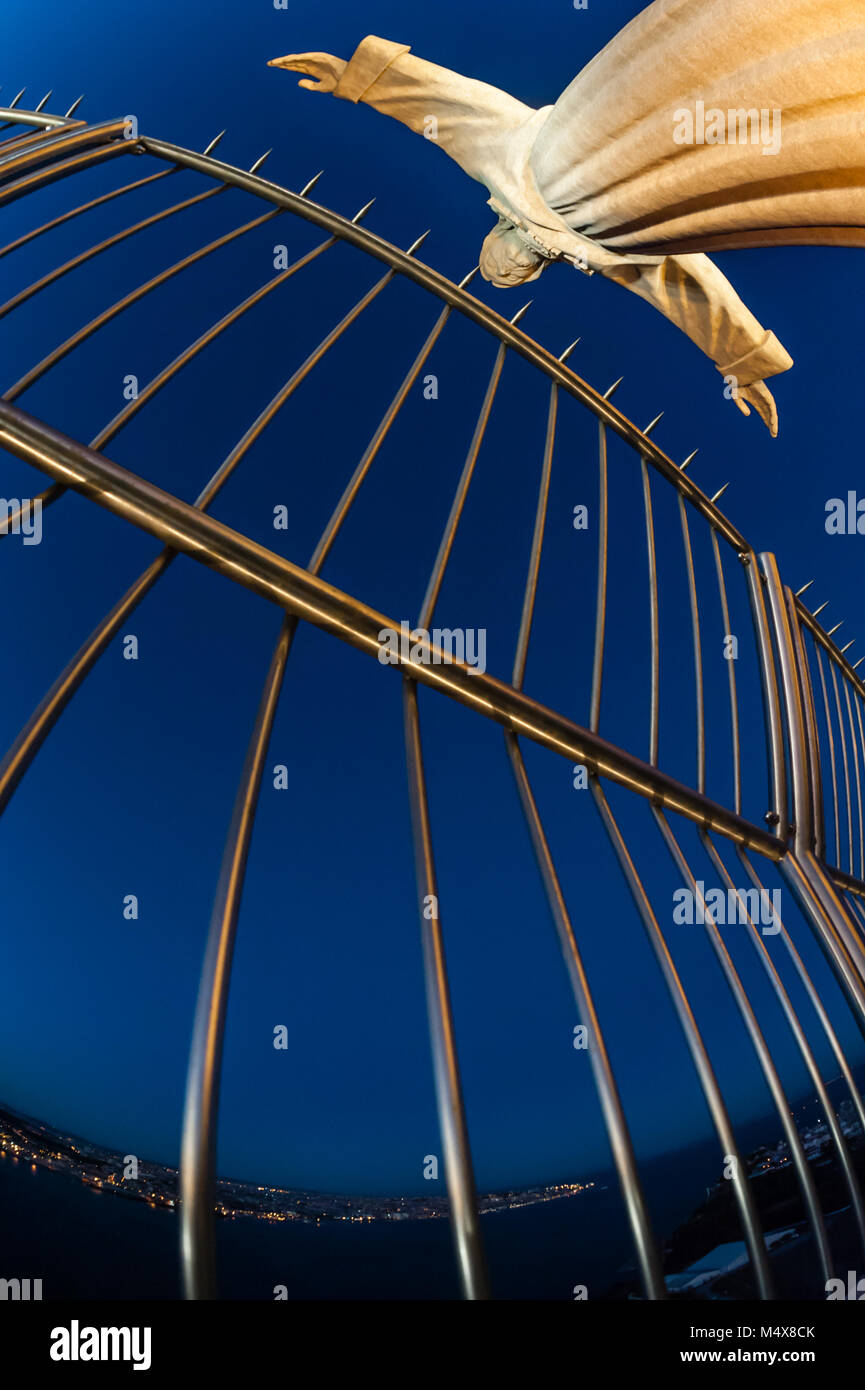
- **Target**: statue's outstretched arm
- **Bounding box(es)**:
[269,39,543,189]
[599,252,792,436]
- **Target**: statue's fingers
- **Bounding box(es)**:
[267,54,313,72]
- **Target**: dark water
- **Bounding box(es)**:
[0,1129,771,1301]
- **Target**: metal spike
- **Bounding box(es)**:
[795,580,814,597]
[680,449,699,471]
[509,300,533,326]
[34,90,53,113]
[642,412,664,437]
[248,149,272,175]
[840,640,855,654]
[351,198,376,224]
[299,169,324,198]
[812,602,829,618]
[9,89,25,109]
[405,228,432,257]
[64,95,85,118]
[827,622,844,637]
[558,338,581,363]
[457,265,480,290]
[603,376,624,400]
[202,130,226,157]
[853,657,864,671]
[710,482,730,505]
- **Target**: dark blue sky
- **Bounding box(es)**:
[1,0,863,1198]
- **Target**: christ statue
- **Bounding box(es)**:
[269,0,864,436]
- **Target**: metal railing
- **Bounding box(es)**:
[0,96,863,1302]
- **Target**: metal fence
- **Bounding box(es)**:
[1,95,864,1302]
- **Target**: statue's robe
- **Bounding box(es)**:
[330,0,865,431]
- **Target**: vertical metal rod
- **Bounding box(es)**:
[744,554,787,838]
[679,496,705,794]
[815,645,841,867]
[830,662,854,875]
[507,741,665,1299]
[855,694,865,875]
[843,680,864,881]
[788,601,826,861]
[307,304,451,573]
[759,555,814,853]
[759,554,865,1003]
[736,847,865,1258]
[512,384,558,689]
[403,680,489,1300]
[780,853,865,1035]
[417,343,506,630]
[181,617,293,1298]
[641,457,660,767]
[589,784,773,1297]
[698,834,834,1283]
[589,422,607,733]
[711,530,741,815]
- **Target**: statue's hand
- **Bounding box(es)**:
[731,379,779,438]
[267,52,347,93]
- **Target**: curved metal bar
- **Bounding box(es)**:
[5,203,283,399]
[699,833,834,1284]
[513,384,558,691]
[588,423,607,733]
[830,662,854,875]
[816,645,841,867]
[0,183,226,326]
[856,693,865,870]
[711,530,741,815]
[507,741,665,1299]
[843,680,864,881]
[0,140,130,212]
[403,680,490,1300]
[0,165,176,259]
[736,845,865,1258]
[787,594,826,861]
[181,615,293,1299]
[0,400,786,858]
[744,555,788,838]
[0,105,75,132]
[0,119,85,156]
[0,119,127,187]
[641,457,660,767]
[679,496,705,795]
[590,784,774,1297]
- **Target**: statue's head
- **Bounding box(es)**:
[479,221,547,288]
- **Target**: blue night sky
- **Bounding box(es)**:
[0,0,863,1201]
